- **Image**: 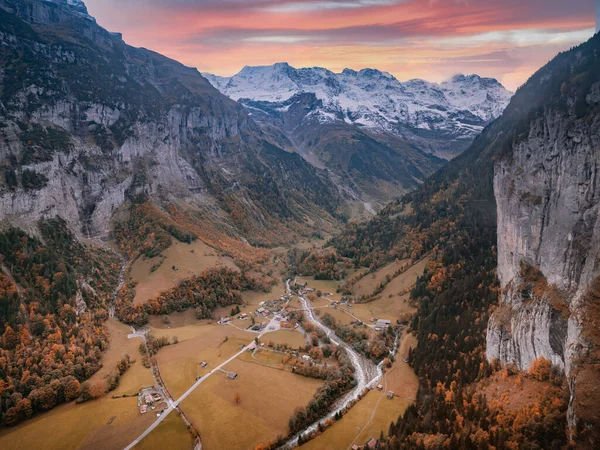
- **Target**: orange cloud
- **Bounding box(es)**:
[84,0,595,90]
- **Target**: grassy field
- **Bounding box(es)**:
[315,306,355,325]
[263,329,307,348]
[296,277,344,301]
[130,239,239,305]
[89,319,153,392]
[301,356,418,450]
[0,317,158,450]
[350,258,430,324]
[0,391,153,450]
[155,325,254,398]
[352,259,408,297]
[377,257,430,299]
[180,358,323,450]
[135,411,193,450]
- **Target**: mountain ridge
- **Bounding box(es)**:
[202,62,512,156]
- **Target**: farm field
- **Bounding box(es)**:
[130,239,239,305]
[350,258,430,324]
[89,319,151,389]
[0,318,157,450]
[135,411,193,450]
[296,277,343,301]
[264,329,307,348]
[352,259,409,297]
[315,306,355,325]
[301,357,417,450]
[155,325,254,398]
[0,392,153,450]
[180,358,323,450]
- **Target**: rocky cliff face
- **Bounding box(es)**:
[487,34,600,445]
[488,103,600,373]
[0,0,342,245]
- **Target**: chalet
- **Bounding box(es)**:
[302,355,311,361]
[218,317,231,325]
[366,438,377,448]
[140,405,148,414]
[238,313,249,320]
[376,384,384,391]
[376,319,391,329]
[227,372,238,380]
[387,391,395,399]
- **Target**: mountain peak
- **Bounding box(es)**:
[204,63,513,157]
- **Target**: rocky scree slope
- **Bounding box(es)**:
[0,0,342,246]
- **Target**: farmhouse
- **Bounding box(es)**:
[200,361,208,368]
[140,404,148,414]
[227,372,238,380]
[376,319,391,329]
[302,355,311,361]
[238,313,249,320]
[387,391,395,399]
[366,438,377,448]
[218,317,231,325]
[376,384,383,391]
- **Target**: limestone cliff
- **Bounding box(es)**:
[487,33,600,445]
[0,0,342,245]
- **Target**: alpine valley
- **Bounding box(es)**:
[0,1,598,450]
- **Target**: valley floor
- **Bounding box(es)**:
[0,239,427,450]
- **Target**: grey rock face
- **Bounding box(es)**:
[487,99,600,376]
[0,0,342,243]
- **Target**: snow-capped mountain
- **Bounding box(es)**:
[202,63,512,154]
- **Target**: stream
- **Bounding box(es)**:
[278,280,394,449]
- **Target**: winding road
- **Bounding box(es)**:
[123,279,392,449]
[278,281,383,449]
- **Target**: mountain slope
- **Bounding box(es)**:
[204,63,511,208]
[332,33,600,447]
[0,0,342,247]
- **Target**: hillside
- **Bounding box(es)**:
[0,0,343,248]
[332,33,600,448]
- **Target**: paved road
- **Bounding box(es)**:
[123,315,282,449]
[124,339,257,449]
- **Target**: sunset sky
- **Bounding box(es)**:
[84,0,596,91]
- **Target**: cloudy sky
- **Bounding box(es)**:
[85,0,596,90]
